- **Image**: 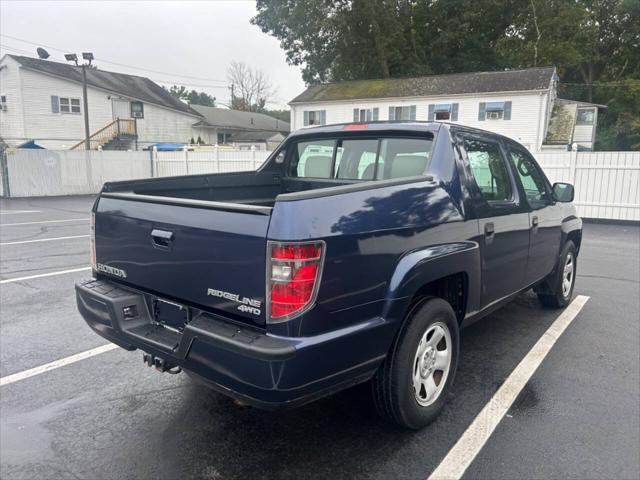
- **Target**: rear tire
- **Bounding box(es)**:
[537,241,577,308]
[371,297,459,430]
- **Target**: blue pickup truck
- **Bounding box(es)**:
[76,122,582,429]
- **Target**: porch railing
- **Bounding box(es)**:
[70,118,137,150]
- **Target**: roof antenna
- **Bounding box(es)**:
[36,47,50,59]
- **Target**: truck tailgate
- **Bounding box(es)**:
[95,194,270,326]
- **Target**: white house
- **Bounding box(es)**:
[190,105,289,147]
[0,54,202,150]
[289,67,603,151]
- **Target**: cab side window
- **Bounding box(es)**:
[463,138,513,203]
[291,140,336,178]
[508,149,551,209]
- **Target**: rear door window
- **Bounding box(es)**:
[463,138,513,203]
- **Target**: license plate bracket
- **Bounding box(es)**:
[153,298,188,330]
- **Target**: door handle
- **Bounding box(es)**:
[531,216,539,231]
[151,229,174,250]
[484,222,495,236]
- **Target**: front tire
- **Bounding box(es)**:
[538,241,577,308]
[371,297,460,430]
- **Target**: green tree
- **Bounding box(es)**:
[253,0,639,150]
[166,85,216,107]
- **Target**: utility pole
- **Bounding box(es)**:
[81,64,90,150]
[65,52,94,150]
[229,84,235,109]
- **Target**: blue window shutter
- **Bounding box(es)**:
[410,105,416,120]
[373,108,379,121]
[353,108,359,122]
[51,96,59,113]
[320,110,326,125]
[478,102,486,121]
[388,106,395,120]
[428,104,435,121]
[303,111,309,126]
[451,103,459,121]
[504,101,512,120]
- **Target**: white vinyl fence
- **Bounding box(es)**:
[535,150,639,221]
[1,148,638,221]
[153,149,267,177]
[1,148,271,197]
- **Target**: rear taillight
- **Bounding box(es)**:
[90,212,96,271]
[267,241,325,323]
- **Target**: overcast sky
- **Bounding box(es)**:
[0,0,306,109]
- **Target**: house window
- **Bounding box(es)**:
[479,101,512,121]
[303,110,326,126]
[576,108,595,125]
[0,95,6,111]
[388,105,416,121]
[57,97,81,114]
[353,108,379,122]
[131,101,144,119]
[428,103,459,121]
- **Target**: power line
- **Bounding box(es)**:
[0,33,228,83]
[560,80,640,86]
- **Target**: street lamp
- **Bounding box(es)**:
[65,52,93,150]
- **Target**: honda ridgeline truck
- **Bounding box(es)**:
[76,122,582,429]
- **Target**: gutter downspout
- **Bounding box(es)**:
[535,92,546,151]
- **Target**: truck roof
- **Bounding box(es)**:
[288,121,523,148]
[288,121,443,139]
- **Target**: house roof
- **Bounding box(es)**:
[232,131,285,142]
[290,67,557,104]
[191,105,290,133]
[6,55,200,117]
[545,100,578,145]
[543,98,605,145]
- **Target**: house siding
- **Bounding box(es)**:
[135,102,196,149]
[20,67,113,149]
[291,91,550,151]
[0,56,26,145]
[2,57,199,149]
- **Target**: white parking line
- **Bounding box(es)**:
[1,234,89,246]
[0,343,119,387]
[0,210,41,214]
[0,266,91,284]
[0,218,89,227]
[428,295,590,480]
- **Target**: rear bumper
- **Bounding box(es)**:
[75,279,391,408]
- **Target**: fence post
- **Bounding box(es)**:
[183,147,189,175]
[569,144,578,185]
[149,147,155,177]
[215,144,219,173]
[251,145,257,169]
[1,150,11,198]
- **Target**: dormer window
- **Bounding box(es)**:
[576,108,595,125]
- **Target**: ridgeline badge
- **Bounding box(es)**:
[207,288,262,316]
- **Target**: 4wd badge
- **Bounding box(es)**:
[206,288,262,316]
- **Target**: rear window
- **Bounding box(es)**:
[289,136,433,180]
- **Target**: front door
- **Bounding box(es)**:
[506,143,562,284]
[459,134,531,308]
[112,98,130,120]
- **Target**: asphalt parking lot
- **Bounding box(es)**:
[1,195,639,480]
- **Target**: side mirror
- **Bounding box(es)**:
[275,151,285,164]
[552,182,574,202]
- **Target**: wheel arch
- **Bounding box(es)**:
[382,242,481,326]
